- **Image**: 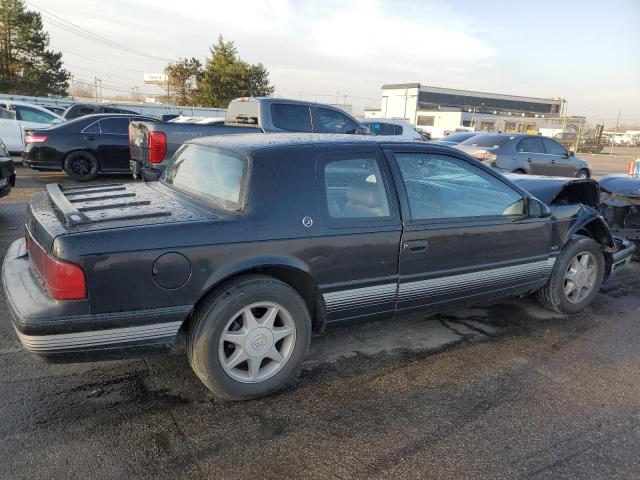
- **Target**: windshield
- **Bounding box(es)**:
[163,144,248,210]
[458,134,512,148]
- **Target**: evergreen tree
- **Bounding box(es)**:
[198,36,274,108]
[0,0,70,96]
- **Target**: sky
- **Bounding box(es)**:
[27,0,640,125]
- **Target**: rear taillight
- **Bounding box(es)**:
[147,131,167,164]
[25,134,48,144]
[472,150,497,162]
[628,159,640,176]
[27,233,86,300]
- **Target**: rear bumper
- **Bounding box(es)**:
[22,149,62,171]
[2,238,190,362]
[129,159,162,181]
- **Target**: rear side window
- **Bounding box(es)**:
[315,108,359,134]
[163,145,247,210]
[99,118,129,135]
[271,104,312,132]
[324,157,390,219]
[366,122,397,136]
[542,138,567,155]
[517,137,544,153]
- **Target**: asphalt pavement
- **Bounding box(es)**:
[1,165,639,479]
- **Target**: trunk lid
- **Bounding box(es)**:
[26,182,212,253]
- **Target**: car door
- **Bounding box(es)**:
[385,145,554,313]
[93,117,132,171]
[542,138,575,176]
[0,107,21,152]
[315,149,402,323]
[515,136,548,174]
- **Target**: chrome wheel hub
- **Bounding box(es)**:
[563,251,598,304]
[219,302,296,383]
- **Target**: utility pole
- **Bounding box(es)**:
[336,91,339,104]
[94,77,99,102]
[615,110,621,132]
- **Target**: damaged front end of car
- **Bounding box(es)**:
[506,173,636,274]
[599,159,640,259]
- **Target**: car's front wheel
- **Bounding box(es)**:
[64,151,99,181]
[187,275,312,400]
[536,235,605,314]
[576,169,590,179]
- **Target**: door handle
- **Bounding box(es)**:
[527,157,532,162]
[403,240,429,253]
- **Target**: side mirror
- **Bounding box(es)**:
[569,150,575,157]
[527,197,551,218]
[355,125,370,135]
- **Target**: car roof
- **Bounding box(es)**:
[190,133,429,153]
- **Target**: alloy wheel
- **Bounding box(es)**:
[218,302,296,383]
[563,251,598,304]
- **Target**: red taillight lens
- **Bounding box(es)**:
[27,234,86,300]
[147,131,167,164]
[629,159,640,176]
[25,134,48,144]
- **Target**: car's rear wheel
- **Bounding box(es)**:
[187,275,312,400]
[536,235,605,314]
[512,168,527,174]
[64,151,99,181]
[576,169,590,179]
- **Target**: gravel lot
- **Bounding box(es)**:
[1,159,639,479]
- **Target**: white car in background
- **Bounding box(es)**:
[361,118,427,141]
[0,101,63,153]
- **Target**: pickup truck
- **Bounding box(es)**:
[129,97,366,180]
[3,134,635,400]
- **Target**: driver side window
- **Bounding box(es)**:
[394,153,525,221]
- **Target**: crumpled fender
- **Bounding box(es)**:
[506,174,599,209]
[551,203,615,252]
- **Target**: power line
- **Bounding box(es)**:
[61,49,148,74]
[65,63,140,83]
[26,0,174,62]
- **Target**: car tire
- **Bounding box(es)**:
[63,151,99,182]
[512,169,527,174]
[536,235,605,314]
[187,274,312,400]
[576,169,590,179]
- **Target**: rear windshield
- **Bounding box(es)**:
[458,134,512,148]
[163,144,248,210]
[440,132,477,143]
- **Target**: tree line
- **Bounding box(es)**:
[0,0,274,107]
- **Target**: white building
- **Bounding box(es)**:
[365,83,584,139]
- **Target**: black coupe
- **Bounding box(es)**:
[3,134,635,399]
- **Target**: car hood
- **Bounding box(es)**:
[505,174,599,208]
[599,175,640,198]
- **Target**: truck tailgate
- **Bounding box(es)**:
[128,121,149,163]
